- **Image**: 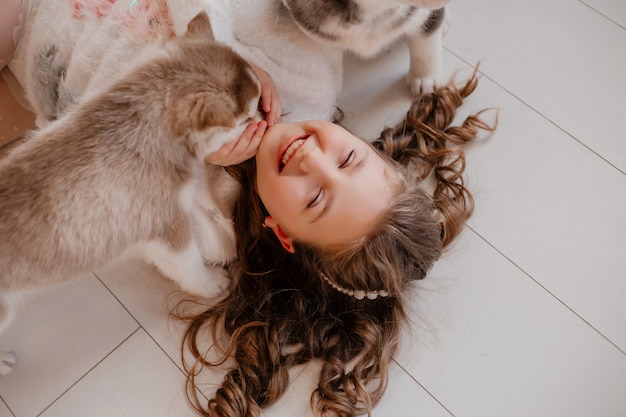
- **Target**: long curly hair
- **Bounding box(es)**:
[176,70,495,417]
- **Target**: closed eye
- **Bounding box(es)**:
[307,188,323,208]
[340,150,355,168]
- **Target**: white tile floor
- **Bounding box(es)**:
[2,0,626,416]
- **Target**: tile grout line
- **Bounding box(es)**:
[443,47,626,177]
[577,0,626,31]
[92,270,143,328]
[464,225,626,357]
[92,270,198,389]
[67,270,206,411]
[392,358,456,417]
[0,396,16,417]
[391,222,625,416]
[35,327,142,417]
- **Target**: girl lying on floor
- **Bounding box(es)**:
[178,71,494,417]
[1,0,494,415]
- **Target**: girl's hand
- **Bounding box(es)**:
[205,121,268,166]
[251,65,281,126]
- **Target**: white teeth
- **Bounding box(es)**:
[281,138,305,167]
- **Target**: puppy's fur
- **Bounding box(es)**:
[280,0,449,95]
[0,11,261,375]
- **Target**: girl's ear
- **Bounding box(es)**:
[264,216,295,253]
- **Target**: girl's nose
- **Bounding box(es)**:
[298,146,331,177]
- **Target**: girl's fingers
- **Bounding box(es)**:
[250,65,282,126]
[232,121,266,157]
[266,94,281,126]
[246,120,267,152]
[205,121,267,166]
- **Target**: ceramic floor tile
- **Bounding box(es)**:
[0,401,12,417]
[39,330,196,417]
[581,0,626,30]
[372,363,452,417]
[96,258,233,410]
[457,73,626,350]
[0,274,138,417]
[397,231,626,417]
[446,0,626,171]
[95,258,189,365]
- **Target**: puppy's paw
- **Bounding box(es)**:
[201,265,231,298]
[406,73,439,96]
[0,347,16,376]
[179,265,231,299]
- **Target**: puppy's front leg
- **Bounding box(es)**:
[0,293,19,375]
[405,8,448,95]
[138,240,231,299]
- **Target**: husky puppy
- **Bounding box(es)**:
[280,0,450,95]
[0,11,261,375]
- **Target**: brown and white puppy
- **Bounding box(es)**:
[0,11,261,375]
[280,0,450,95]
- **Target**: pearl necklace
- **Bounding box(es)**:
[320,273,389,300]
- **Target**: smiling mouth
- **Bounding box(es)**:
[279,135,309,172]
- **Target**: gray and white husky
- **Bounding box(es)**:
[0,11,261,375]
[280,0,450,95]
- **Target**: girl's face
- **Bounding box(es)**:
[255,120,396,251]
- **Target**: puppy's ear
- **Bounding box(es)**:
[171,91,235,136]
[185,11,214,41]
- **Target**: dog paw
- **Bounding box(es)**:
[199,266,231,298]
[406,74,438,96]
[0,348,16,376]
[177,264,231,299]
